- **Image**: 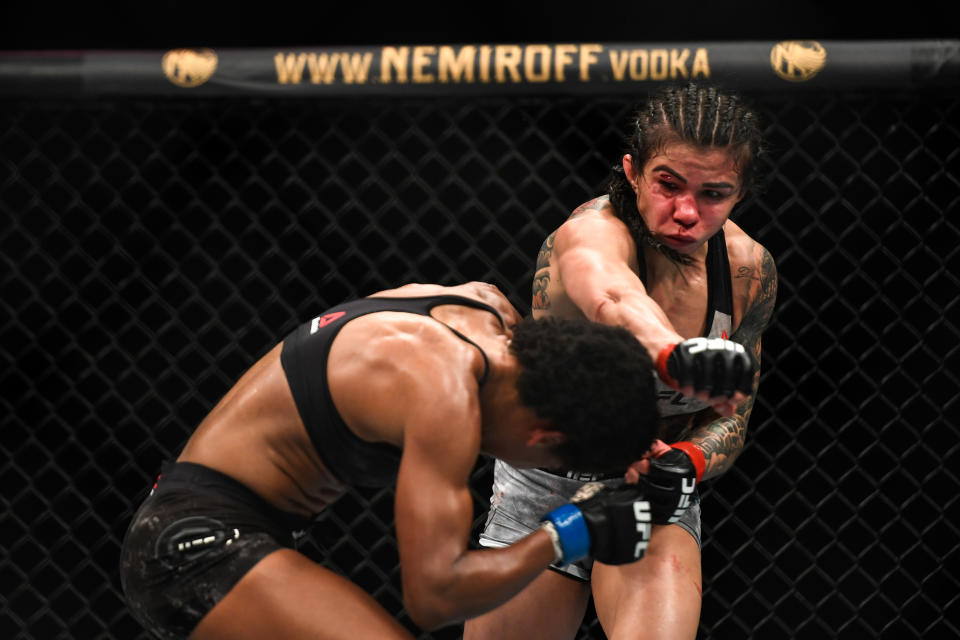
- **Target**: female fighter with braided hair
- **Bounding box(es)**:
[466,83,778,639]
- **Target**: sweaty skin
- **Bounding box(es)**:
[533,143,777,471]
[177,282,574,636]
[465,140,777,640]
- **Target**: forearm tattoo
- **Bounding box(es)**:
[692,245,778,479]
[531,232,555,311]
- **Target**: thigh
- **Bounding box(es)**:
[591,524,702,640]
[191,548,414,640]
[120,489,296,639]
[462,569,590,640]
[479,461,594,581]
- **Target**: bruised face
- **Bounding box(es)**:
[624,142,744,255]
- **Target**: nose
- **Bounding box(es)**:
[673,194,699,228]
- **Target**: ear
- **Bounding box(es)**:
[622,153,639,188]
[526,429,566,448]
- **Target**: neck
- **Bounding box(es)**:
[643,240,707,284]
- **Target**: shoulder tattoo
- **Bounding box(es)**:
[569,197,606,220]
[732,245,778,363]
[531,232,556,311]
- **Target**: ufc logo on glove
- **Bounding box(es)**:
[633,500,652,558]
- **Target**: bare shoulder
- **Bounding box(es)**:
[723,220,778,341]
[568,195,615,221]
[723,219,768,264]
[452,281,523,325]
[555,195,634,251]
[372,281,522,327]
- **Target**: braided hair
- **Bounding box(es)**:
[607,82,767,265]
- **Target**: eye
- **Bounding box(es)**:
[703,190,735,201]
[659,180,680,192]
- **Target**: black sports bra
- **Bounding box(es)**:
[280,294,504,488]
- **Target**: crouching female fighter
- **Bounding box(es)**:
[118,281,737,639]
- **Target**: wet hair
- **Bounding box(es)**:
[509,316,658,472]
[607,82,767,265]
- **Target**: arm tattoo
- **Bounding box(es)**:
[690,396,753,479]
[569,197,606,220]
[733,246,778,361]
[532,198,605,311]
[690,245,777,479]
[531,233,555,311]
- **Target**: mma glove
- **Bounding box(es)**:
[540,482,651,566]
[657,337,756,398]
[643,442,705,525]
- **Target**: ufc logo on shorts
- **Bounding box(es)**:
[633,500,651,558]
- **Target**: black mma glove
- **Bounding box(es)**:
[657,337,756,398]
[643,442,705,525]
[540,482,651,566]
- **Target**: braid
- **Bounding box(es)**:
[605,82,766,265]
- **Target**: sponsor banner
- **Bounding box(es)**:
[0,41,957,96]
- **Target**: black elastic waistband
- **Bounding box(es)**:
[155,461,311,533]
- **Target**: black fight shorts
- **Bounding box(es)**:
[119,461,310,640]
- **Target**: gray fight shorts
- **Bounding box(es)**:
[478,460,702,581]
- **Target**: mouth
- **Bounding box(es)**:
[661,234,698,247]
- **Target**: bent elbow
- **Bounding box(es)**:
[403,592,458,632]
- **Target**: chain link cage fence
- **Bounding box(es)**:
[1,62,958,639]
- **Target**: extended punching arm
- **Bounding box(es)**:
[657,337,756,398]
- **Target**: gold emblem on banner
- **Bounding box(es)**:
[162,48,218,87]
[770,41,826,82]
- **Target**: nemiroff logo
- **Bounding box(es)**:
[162,48,218,88]
[770,41,826,82]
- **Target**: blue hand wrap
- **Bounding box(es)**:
[541,504,590,564]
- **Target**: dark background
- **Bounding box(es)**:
[1,7,957,640]
[0,1,955,50]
